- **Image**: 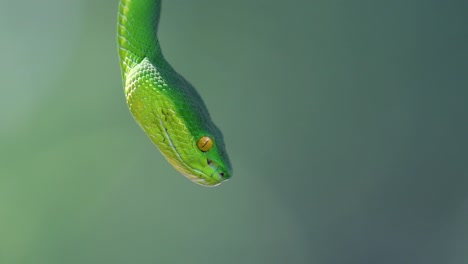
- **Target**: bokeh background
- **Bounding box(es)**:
[1,0,467,263]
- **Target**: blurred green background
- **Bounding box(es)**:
[1,0,467,263]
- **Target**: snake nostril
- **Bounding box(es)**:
[219,172,225,177]
[207,159,212,165]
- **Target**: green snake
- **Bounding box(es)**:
[117,0,232,186]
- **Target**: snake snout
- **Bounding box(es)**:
[207,159,231,181]
[218,171,230,181]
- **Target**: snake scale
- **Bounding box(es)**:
[117,0,232,186]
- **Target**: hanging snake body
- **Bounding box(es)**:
[117,0,231,186]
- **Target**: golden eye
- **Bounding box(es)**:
[197,136,213,152]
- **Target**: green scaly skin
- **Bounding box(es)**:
[117,0,232,186]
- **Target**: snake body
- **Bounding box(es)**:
[117,0,231,186]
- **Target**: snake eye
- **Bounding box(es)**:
[197,136,213,152]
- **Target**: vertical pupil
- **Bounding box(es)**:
[197,136,213,152]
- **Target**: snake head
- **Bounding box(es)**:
[161,129,232,186]
[125,59,232,186]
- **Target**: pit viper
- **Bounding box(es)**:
[117,0,232,186]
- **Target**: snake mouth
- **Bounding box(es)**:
[176,158,229,187]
